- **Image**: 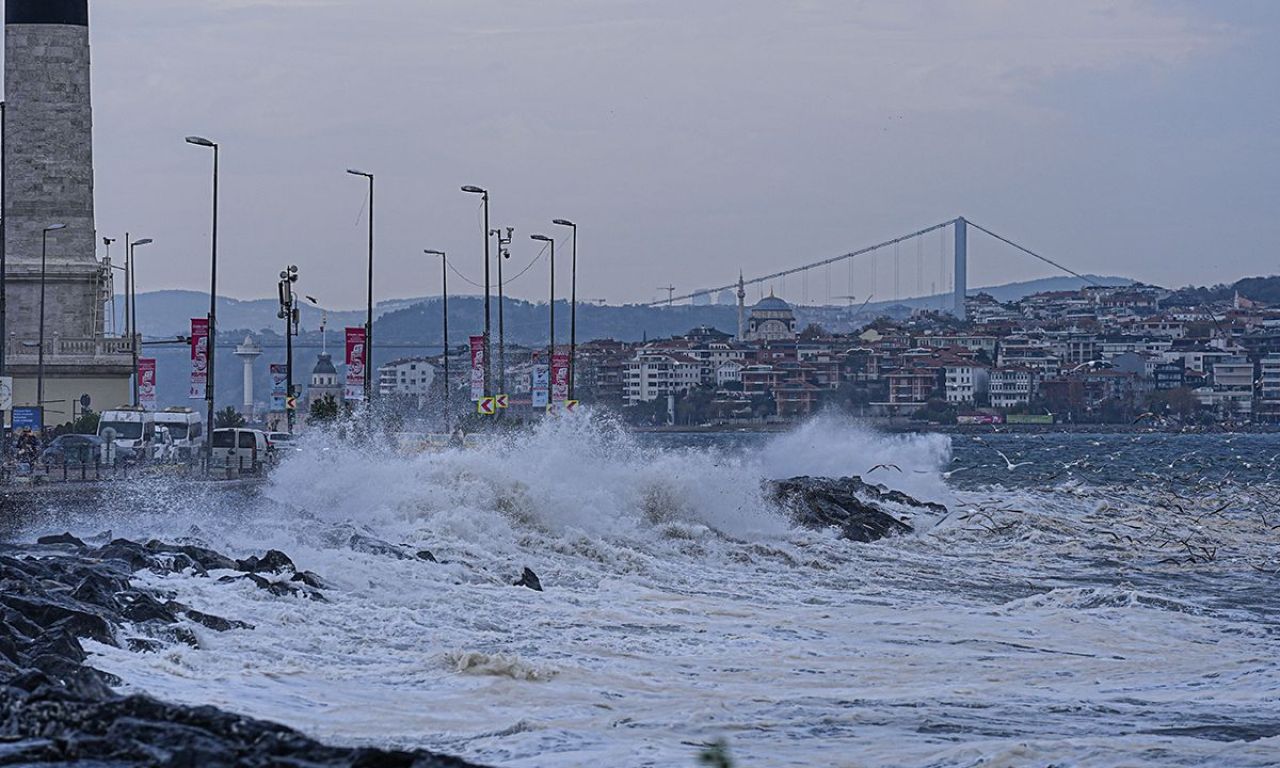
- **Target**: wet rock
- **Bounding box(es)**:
[514,567,544,592]
[183,608,252,632]
[126,637,164,653]
[769,476,929,543]
[235,549,296,574]
[290,570,330,589]
[416,550,438,563]
[37,532,86,548]
[348,534,412,560]
[119,592,179,624]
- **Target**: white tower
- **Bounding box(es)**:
[234,335,262,419]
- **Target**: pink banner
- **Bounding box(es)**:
[189,318,209,400]
[551,352,570,404]
[469,335,486,402]
[345,327,367,401]
[138,358,157,409]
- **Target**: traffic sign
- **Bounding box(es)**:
[496,394,510,409]
[566,400,580,412]
[286,396,298,411]
[478,397,497,416]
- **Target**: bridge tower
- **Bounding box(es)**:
[953,217,968,319]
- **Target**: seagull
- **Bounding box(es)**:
[867,464,902,474]
[996,450,1033,471]
[942,466,972,479]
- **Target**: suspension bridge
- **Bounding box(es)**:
[649,217,1099,319]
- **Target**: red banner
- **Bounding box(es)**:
[469,335,486,402]
[551,352,570,404]
[189,318,209,400]
[138,359,158,409]
[345,327,367,401]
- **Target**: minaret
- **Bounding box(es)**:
[736,271,746,341]
[4,0,131,412]
[234,335,262,419]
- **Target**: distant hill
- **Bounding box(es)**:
[125,273,1135,343]
[1163,275,1280,307]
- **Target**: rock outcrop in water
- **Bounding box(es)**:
[0,535,485,767]
[770,476,945,542]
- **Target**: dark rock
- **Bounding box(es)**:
[119,591,179,624]
[291,570,330,589]
[183,608,252,632]
[514,567,543,592]
[348,534,412,560]
[416,550,438,563]
[126,637,164,653]
[37,532,86,548]
[235,549,296,574]
[769,476,933,543]
[70,571,128,612]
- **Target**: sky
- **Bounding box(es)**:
[47,0,1280,308]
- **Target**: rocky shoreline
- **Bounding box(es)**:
[0,475,936,766]
[0,535,486,767]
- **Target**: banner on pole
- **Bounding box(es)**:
[469,336,486,402]
[345,327,367,401]
[271,364,288,411]
[189,318,209,400]
[138,359,158,410]
[0,377,12,412]
[551,353,570,405]
[531,364,549,409]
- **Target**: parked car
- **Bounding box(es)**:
[39,434,106,466]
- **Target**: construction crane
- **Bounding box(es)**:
[657,285,676,307]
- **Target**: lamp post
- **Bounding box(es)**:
[128,237,153,407]
[37,224,67,412]
[185,136,218,468]
[347,170,375,408]
[461,186,491,397]
[552,219,577,401]
[425,250,448,430]
[278,265,299,432]
[531,234,556,381]
[1,100,8,380]
[490,227,512,396]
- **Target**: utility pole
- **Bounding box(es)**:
[491,226,512,396]
[278,266,299,432]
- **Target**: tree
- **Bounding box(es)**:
[309,394,342,424]
[215,406,246,429]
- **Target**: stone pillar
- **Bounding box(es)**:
[234,336,262,419]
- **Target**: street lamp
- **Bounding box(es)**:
[128,237,153,407]
[490,227,512,396]
[348,169,375,408]
[185,135,219,468]
[553,219,578,401]
[37,224,67,411]
[425,250,448,430]
[531,234,556,389]
[278,265,300,432]
[461,185,491,398]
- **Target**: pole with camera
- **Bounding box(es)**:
[278,266,300,433]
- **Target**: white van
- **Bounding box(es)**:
[97,407,155,461]
[210,428,270,473]
[155,407,205,461]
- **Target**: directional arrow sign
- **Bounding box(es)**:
[496,394,510,409]
[478,397,497,416]
[566,400,580,412]
[286,396,298,411]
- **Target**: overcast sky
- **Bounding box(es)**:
[59,1,1280,308]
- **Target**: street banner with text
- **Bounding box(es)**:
[469,336,486,402]
[138,359,158,410]
[189,319,209,400]
[345,327,367,401]
[551,352,570,405]
[271,364,288,411]
[531,364,549,409]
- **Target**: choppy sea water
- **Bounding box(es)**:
[19,416,1280,767]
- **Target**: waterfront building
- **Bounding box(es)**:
[377,358,437,406]
[746,294,797,342]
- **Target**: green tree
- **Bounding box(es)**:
[309,394,342,424]
[215,406,247,429]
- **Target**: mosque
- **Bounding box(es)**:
[735,273,798,342]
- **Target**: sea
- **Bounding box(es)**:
[17,414,1280,767]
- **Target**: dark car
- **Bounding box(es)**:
[39,434,106,465]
